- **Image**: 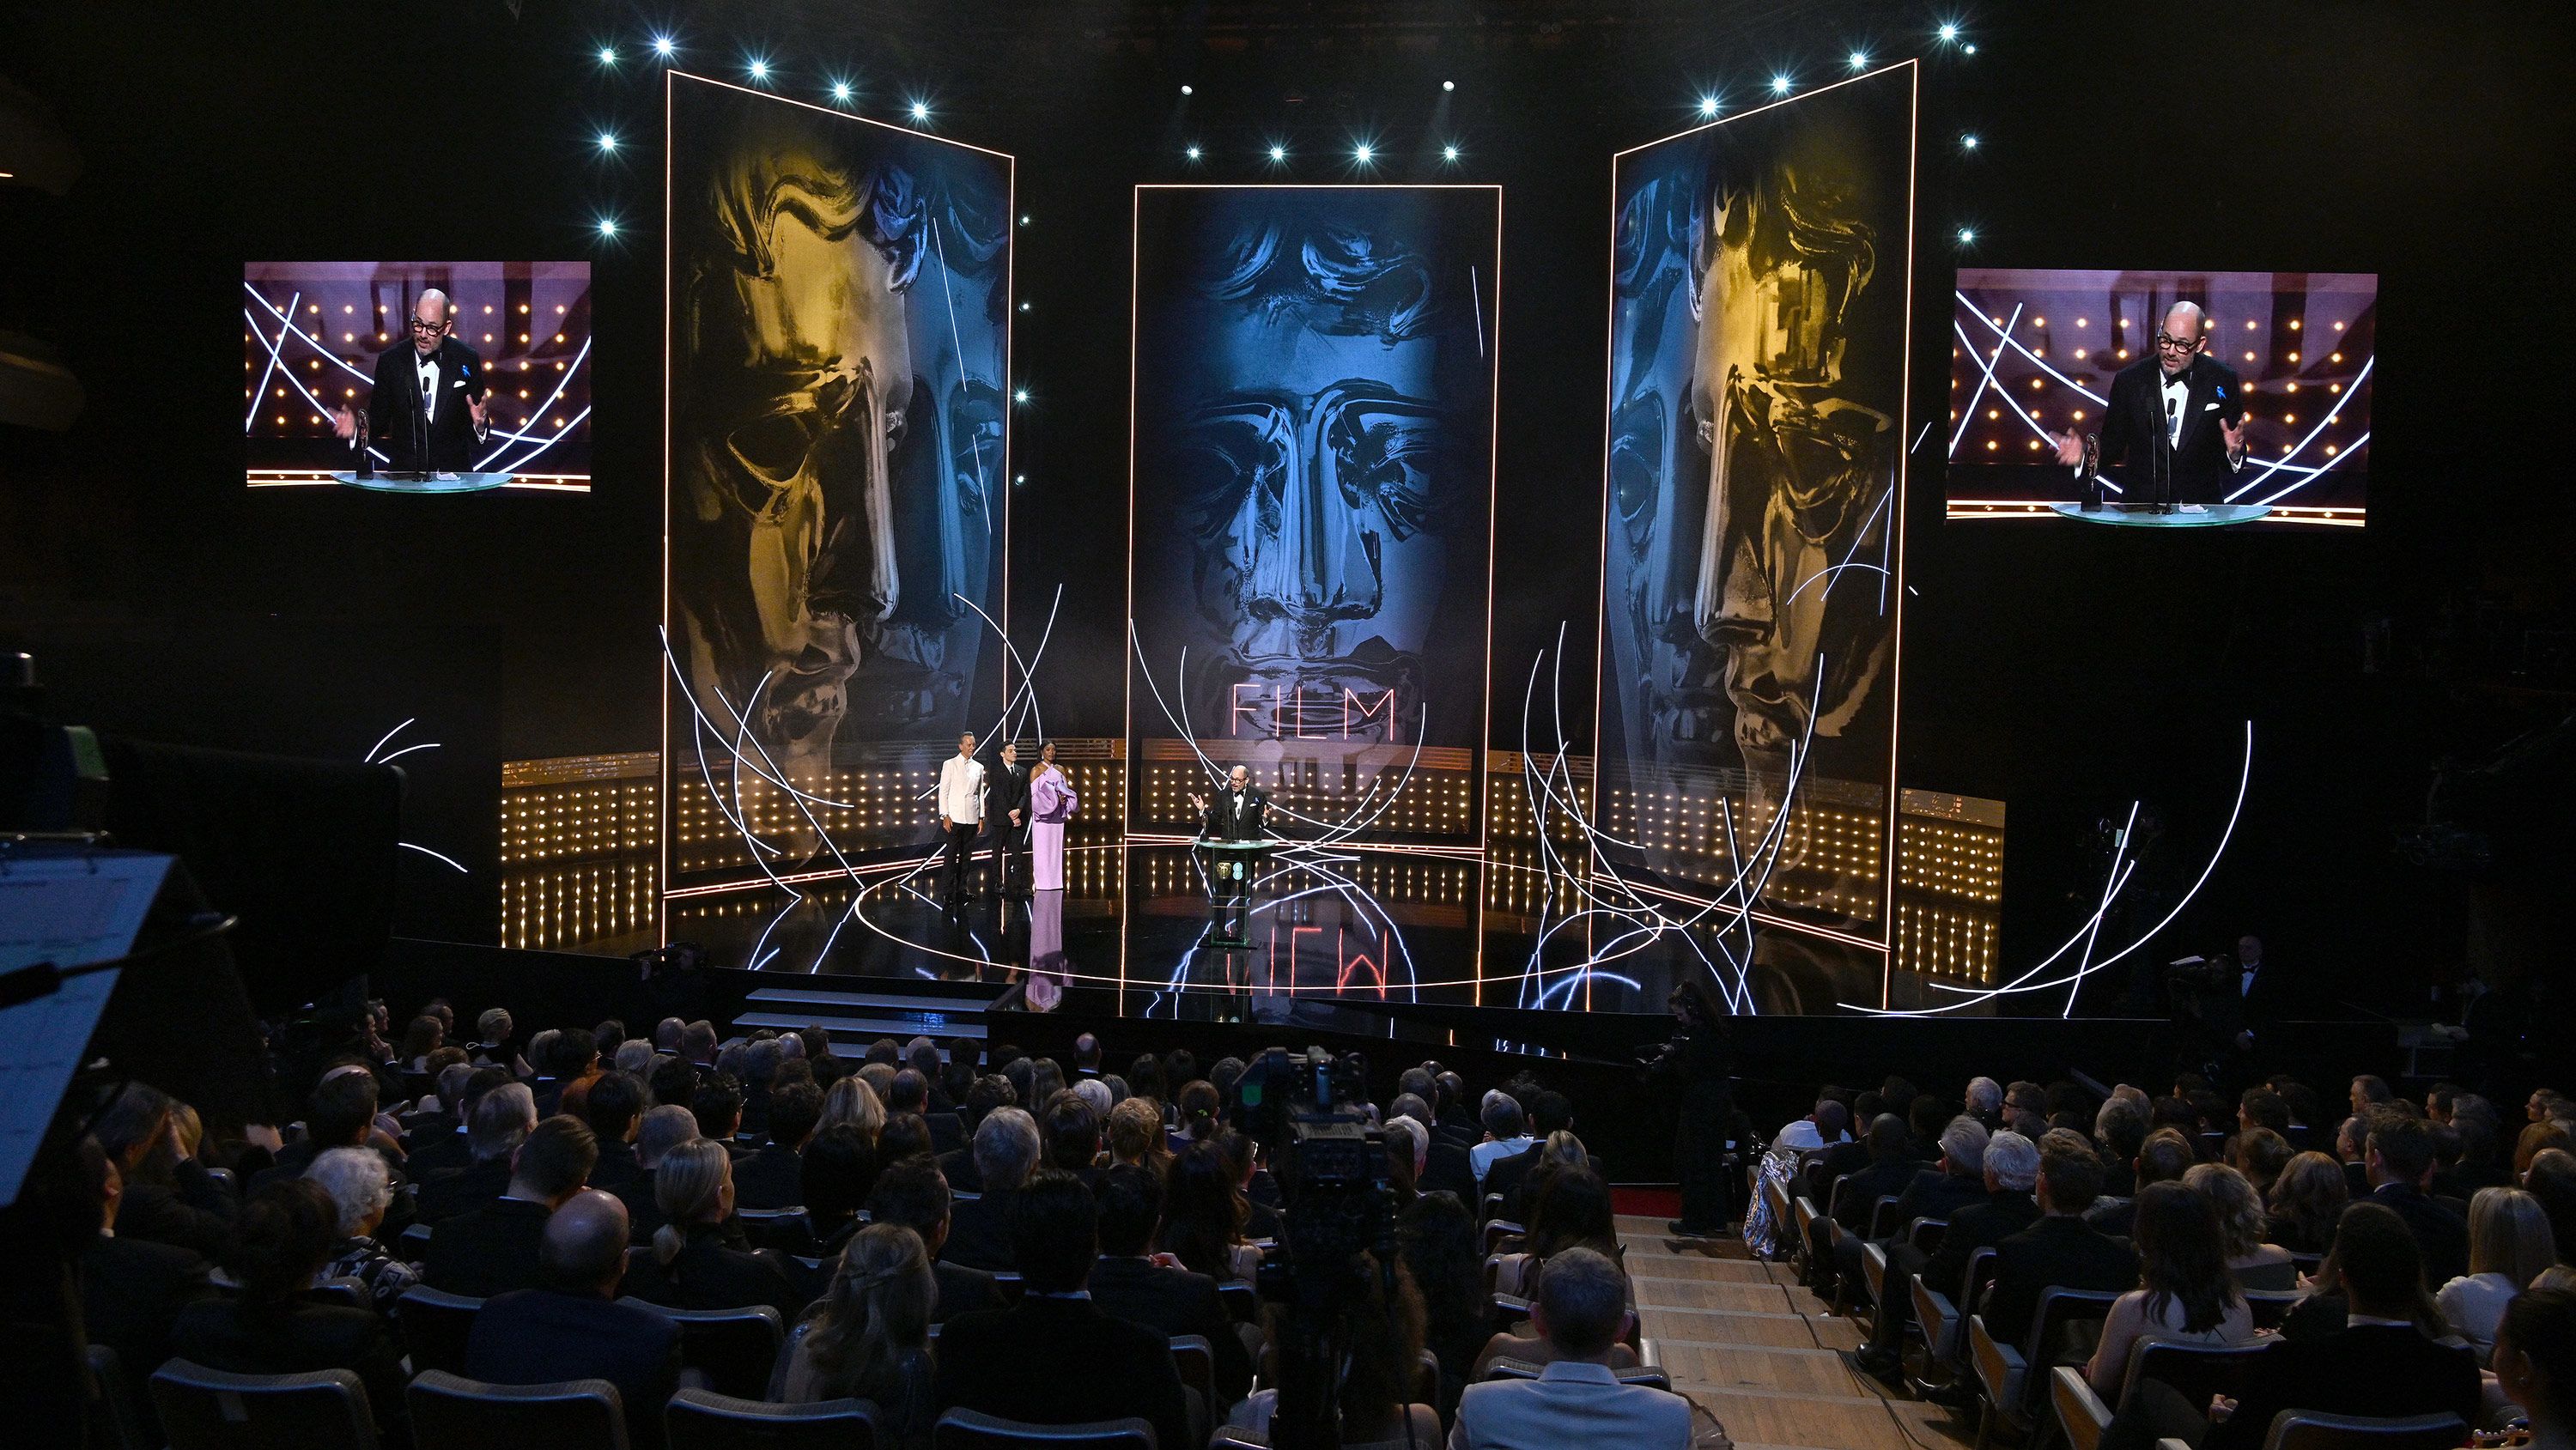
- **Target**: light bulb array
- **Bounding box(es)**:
[1139,761,1474,838]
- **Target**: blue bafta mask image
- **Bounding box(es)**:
[1139,189,1494,749]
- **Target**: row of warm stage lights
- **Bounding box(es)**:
[1953,311,2362,458]
[574,22,1984,241]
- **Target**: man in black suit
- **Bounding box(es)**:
[866,1157,1004,1322]
[329,288,492,474]
[1088,1165,1253,1407]
[942,1107,1041,1271]
[79,1139,213,1378]
[1980,1131,2140,1350]
[2363,1112,2470,1284]
[732,1080,820,1210]
[418,1083,538,1224]
[1832,1115,1990,1310]
[933,1170,1193,1450]
[1485,1092,1602,1220]
[1806,1113,1929,1298]
[2088,1126,2196,1239]
[2117,1203,2479,1450]
[987,741,1033,901]
[2052,300,2250,510]
[1858,1128,2039,1378]
[467,1191,680,1450]
[581,1071,649,1196]
[1190,764,1268,840]
[424,1116,598,1298]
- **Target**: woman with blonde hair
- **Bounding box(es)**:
[2436,1186,2560,1352]
[783,1223,938,1445]
[2186,1162,2297,1289]
[623,1139,807,1316]
[2265,1150,2349,1256]
[821,1074,886,1144]
[1106,1095,1170,1178]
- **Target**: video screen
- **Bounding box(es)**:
[1946,269,2373,528]
[244,261,592,494]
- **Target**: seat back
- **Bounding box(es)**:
[1908,1216,1949,1253]
[665,1389,881,1450]
[85,1343,155,1450]
[1169,1335,1214,1411]
[1216,1280,1257,1324]
[1866,1194,1905,1239]
[149,1359,380,1450]
[2123,1338,2272,1412]
[396,1284,485,1376]
[736,1210,811,1253]
[404,1368,629,1450]
[2244,1289,2303,1332]
[667,1305,787,1401]
[307,1277,370,1309]
[933,1407,1156,1448]
[2014,1289,2124,1406]
[2263,1411,2468,1450]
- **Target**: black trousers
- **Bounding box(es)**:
[1674,1081,1734,1230]
[939,821,982,901]
[1867,1241,1933,1350]
[992,822,1029,896]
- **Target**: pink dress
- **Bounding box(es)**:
[1030,767,1078,890]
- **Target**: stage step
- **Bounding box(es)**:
[734,980,1012,1051]
[744,985,1007,1012]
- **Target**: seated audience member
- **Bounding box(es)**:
[884,1067,931,1119]
[1158,1139,1263,1283]
[2088,1182,2253,1399]
[648,1054,698,1113]
[2527,1150,2576,1264]
[617,1103,701,1237]
[2265,1150,2350,1256]
[1808,1113,1926,1291]
[2111,1202,2480,1450]
[580,1070,648,1193]
[1771,1096,1852,1156]
[877,1111,933,1165]
[1383,1114,1430,1205]
[1494,1167,1620,1298]
[2494,1286,2576,1447]
[943,1107,1042,1271]
[613,1038,654,1077]
[471,1007,526,1074]
[2185,1162,2298,1289]
[252,1071,406,1225]
[1450,1246,1692,1449]
[2366,1110,2471,1283]
[1983,1131,2141,1350]
[1040,1089,1104,1191]
[1400,1192,1492,1420]
[424,1114,598,1296]
[532,1027,600,1119]
[307,1146,422,1312]
[1172,1078,1223,1147]
[467,1190,679,1450]
[793,1123,875,1261]
[2095,1097,2150,1199]
[401,1056,473,1143]
[1216,1129,1282,1236]
[781,1224,938,1445]
[939,1076,1017,1191]
[621,1138,806,1316]
[866,1155,1002,1321]
[2227,1126,2293,1201]
[821,1073,886,1145]
[2437,1186,2560,1353]
[734,1079,822,1210]
[169,1179,407,1430]
[417,1082,536,1223]
[1071,1076,1114,1125]
[1856,1130,2041,1378]
[1487,1093,1587,1210]
[1226,1249,1442,1446]
[1104,1094,1170,1180]
[2090,1127,2197,1238]
[691,1073,748,1158]
[78,1138,213,1378]
[933,1170,1193,1450]
[405,1065,510,1180]
[1471,1092,1536,1186]
[1832,1114,1990,1304]
[1089,1163,1253,1406]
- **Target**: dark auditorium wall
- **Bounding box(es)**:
[2,3,2567,1013]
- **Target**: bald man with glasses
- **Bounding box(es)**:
[2053,300,2250,512]
[331,288,492,476]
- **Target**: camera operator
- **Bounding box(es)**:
[2169,935,2281,1088]
[1643,980,1736,1238]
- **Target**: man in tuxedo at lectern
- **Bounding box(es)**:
[331,288,491,474]
[1190,765,1267,841]
[2053,300,2250,510]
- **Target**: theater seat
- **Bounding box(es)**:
[665,1305,786,1401]
[149,1359,380,1450]
[404,1369,629,1450]
[933,1408,1156,1448]
[394,1284,483,1376]
[85,1344,155,1450]
[665,1388,881,1450]
[2261,1412,2470,1450]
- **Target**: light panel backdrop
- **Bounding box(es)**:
[665,73,1014,893]
[1595,65,1917,950]
[1125,185,1501,847]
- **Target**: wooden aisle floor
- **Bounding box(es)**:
[1616,1214,1981,1450]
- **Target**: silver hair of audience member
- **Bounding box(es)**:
[471,1083,538,1162]
[477,1008,513,1043]
[307,1145,393,1235]
[435,1061,477,1110]
[526,1028,561,1067]
[973,1107,1042,1192]
[1985,1130,2040,1192]
[1386,1115,1430,1174]
[1965,1077,2002,1115]
[635,1104,701,1168]
[1940,1115,1990,1174]
[1103,1075,1130,1106]
[1533,1246,1631,1352]
[1072,1077,1114,1119]
[614,1040,654,1076]
[716,1041,750,1077]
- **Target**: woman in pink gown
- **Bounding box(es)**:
[1029,742,1078,891]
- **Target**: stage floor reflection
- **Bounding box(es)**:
[656,837,1879,1024]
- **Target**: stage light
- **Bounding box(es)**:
[1180,84,1194,96]
[1443,80,1455,91]
[1955,227,1975,244]
[1185,143,1201,160]
[1013,474,1026,485]
[652,34,675,58]
[1849,51,1869,70]
[596,131,618,153]
[597,218,620,238]
[1443,143,1461,162]
[1961,133,1979,150]
[1019,214,1031,225]
[1771,74,1792,94]
[1018,300,1031,312]
[1353,143,1375,164]
[1964,43,1978,53]
[1698,95,1720,118]
[1267,143,1287,162]
[746,58,769,82]
[596,46,617,66]
[1012,387,1030,404]
[908,100,929,121]
[831,81,852,103]
[1939,22,1959,41]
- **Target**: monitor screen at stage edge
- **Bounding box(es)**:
[244,261,592,494]
[1946,269,2373,528]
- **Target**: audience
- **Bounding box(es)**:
[307,1145,422,1311]
[2438,1186,2561,1352]
[2494,1287,2576,1450]
[1449,1246,1692,1448]
[465,1189,679,1450]
[424,1114,598,1297]
[1225,1247,1440,1444]
[168,1179,408,1432]
[418,1081,537,1223]
[2087,1181,2254,1399]
[735,1078,821,1209]
[781,1223,939,1446]
[2265,1149,2350,1255]
[78,1138,212,1384]
[1159,1138,1263,1282]
[943,1107,1041,1271]
[1856,1129,2039,1380]
[2184,1162,2298,1289]
[1088,1162,1254,1405]
[1982,1130,2139,1350]
[622,1138,805,1316]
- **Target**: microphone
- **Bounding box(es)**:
[2162,393,2179,511]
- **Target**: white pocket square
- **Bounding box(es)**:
[451,379,467,388]
[2202,402,2219,411]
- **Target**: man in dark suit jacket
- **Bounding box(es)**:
[1979,1133,2139,1350]
[468,1191,680,1450]
[732,1081,820,1210]
[330,289,492,474]
[1859,1130,2040,1374]
[942,1108,1041,1271]
[80,1143,214,1376]
[986,742,1033,899]
[423,1116,598,1298]
[1191,766,1268,840]
[933,1171,1192,1450]
[418,1083,538,1225]
[865,1157,1005,1323]
[1088,1165,1253,1405]
[1832,1116,1990,1309]
[2364,1113,2470,1284]
[2051,300,2249,510]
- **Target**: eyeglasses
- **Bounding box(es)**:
[408,318,447,335]
[2153,333,2199,353]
